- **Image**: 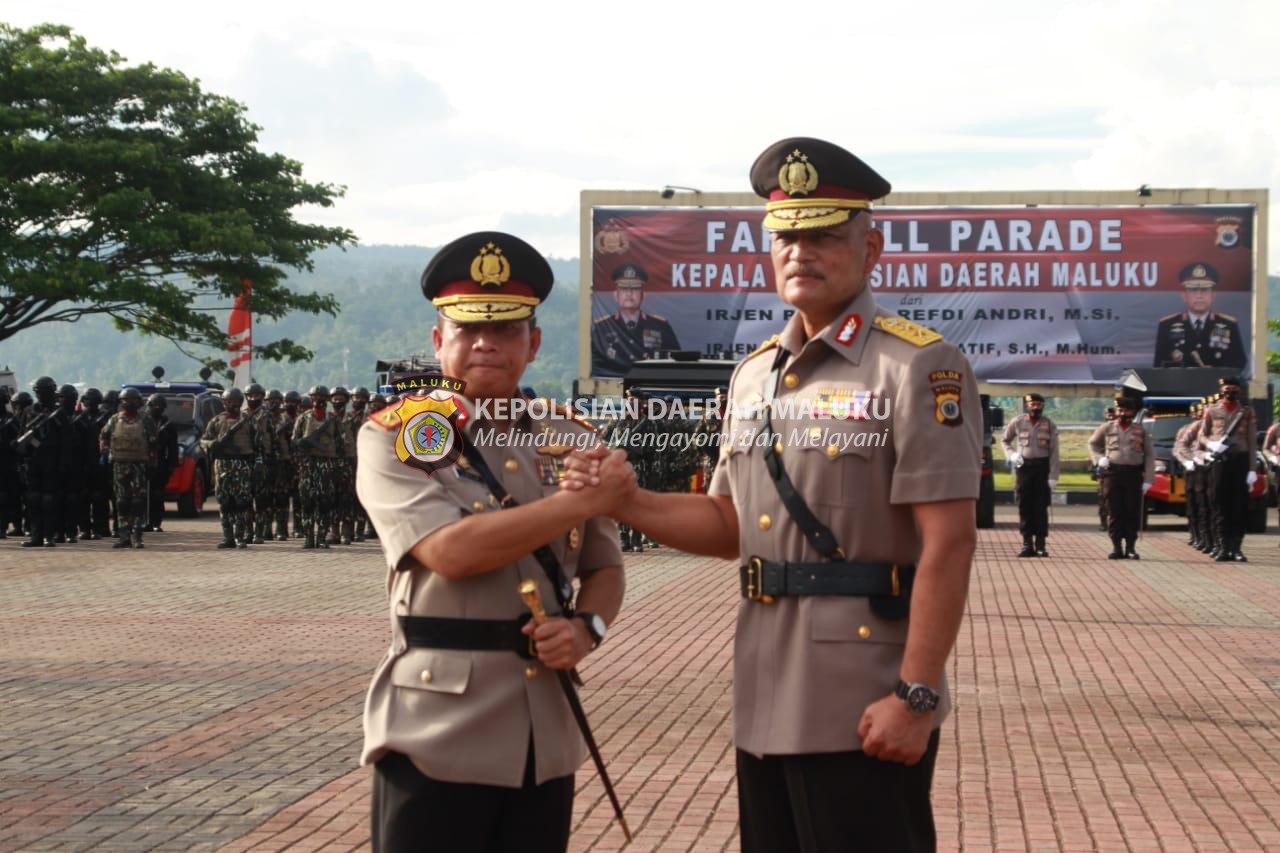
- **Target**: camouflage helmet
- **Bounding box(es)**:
[223,387,246,404]
[33,376,57,393]
[119,387,144,403]
[246,382,266,397]
[284,390,302,405]
[147,393,167,410]
[82,387,104,406]
[266,388,284,402]
[308,384,330,399]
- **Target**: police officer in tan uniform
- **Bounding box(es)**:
[1002,392,1060,557]
[1088,396,1154,559]
[1198,376,1257,561]
[355,231,626,853]
[567,137,980,852]
[1173,402,1209,550]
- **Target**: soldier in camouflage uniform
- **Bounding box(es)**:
[348,386,374,540]
[99,387,158,549]
[244,383,278,543]
[328,386,357,545]
[293,384,339,549]
[282,391,304,537]
[201,387,260,548]
[265,390,293,540]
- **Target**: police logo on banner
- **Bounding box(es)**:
[392,392,468,475]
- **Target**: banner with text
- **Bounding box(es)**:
[589,205,1255,383]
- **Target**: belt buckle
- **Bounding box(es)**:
[745,557,774,604]
[890,564,900,597]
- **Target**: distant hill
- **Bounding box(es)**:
[0,253,1275,400]
[0,245,583,399]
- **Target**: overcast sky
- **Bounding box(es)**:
[9,0,1280,271]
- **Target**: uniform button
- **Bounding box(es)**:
[419,669,433,684]
[504,459,519,473]
[758,514,772,531]
[722,445,734,459]
[525,664,539,680]
[858,625,871,639]
[826,444,839,458]
[773,441,784,455]
[783,373,799,389]
[472,501,485,513]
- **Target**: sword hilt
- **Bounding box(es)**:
[518,579,548,624]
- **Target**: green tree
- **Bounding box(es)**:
[0,23,355,368]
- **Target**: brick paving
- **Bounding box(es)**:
[1,506,1277,851]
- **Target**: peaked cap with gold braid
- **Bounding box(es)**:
[750,137,891,231]
[421,231,553,323]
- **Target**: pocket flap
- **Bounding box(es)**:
[390,648,472,695]
[810,597,910,644]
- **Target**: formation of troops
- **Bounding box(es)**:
[0,376,395,550]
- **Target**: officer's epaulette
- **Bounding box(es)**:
[1215,312,1237,323]
[541,399,598,432]
[645,312,669,322]
[370,398,408,431]
[1158,312,1182,322]
[873,316,943,347]
[743,335,781,363]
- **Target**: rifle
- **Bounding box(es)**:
[14,411,52,454]
[207,415,251,458]
[294,415,335,454]
[1206,407,1247,464]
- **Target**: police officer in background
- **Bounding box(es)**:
[1153,263,1246,369]
[1002,392,1060,557]
[1089,396,1154,559]
[567,137,980,851]
[281,390,303,537]
[1199,376,1256,561]
[100,387,158,549]
[52,384,87,544]
[356,231,626,852]
[349,386,374,540]
[590,262,681,377]
[1173,402,1209,551]
[79,388,112,540]
[202,387,259,549]
[145,394,179,533]
[244,383,278,543]
[1263,415,1280,536]
[1094,404,1117,531]
[293,384,338,549]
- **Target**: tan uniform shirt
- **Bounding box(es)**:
[1173,420,1205,466]
[708,285,981,756]
[1199,401,1257,458]
[1263,423,1280,463]
[356,397,622,787]
[1088,420,1155,481]
[1001,413,1060,480]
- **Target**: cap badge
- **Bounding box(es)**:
[470,242,512,288]
[1191,264,1207,279]
[778,149,819,197]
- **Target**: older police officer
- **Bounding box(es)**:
[568,138,980,852]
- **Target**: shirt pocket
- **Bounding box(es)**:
[390,648,472,696]
[809,596,910,646]
[794,421,879,507]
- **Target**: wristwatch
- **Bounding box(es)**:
[895,680,940,716]
[575,612,607,649]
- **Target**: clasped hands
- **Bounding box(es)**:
[558,443,638,514]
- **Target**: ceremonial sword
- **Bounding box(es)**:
[519,579,632,843]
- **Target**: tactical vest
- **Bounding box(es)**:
[110,416,150,462]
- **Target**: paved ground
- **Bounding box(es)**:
[1,505,1278,852]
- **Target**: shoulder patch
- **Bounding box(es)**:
[743,335,781,363]
[370,399,408,431]
[874,316,943,347]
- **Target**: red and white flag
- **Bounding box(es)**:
[228,279,252,389]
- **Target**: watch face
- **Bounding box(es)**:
[907,685,939,714]
[589,615,606,640]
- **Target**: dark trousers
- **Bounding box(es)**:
[1192,464,1214,547]
[371,748,573,853]
[737,730,941,853]
[1105,465,1143,544]
[1014,457,1050,539]
[1209,453,1250,548]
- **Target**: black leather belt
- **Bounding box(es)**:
[399,615,534,659]
[740,557,914,601]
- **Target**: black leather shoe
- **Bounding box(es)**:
[1018,545,1036,558]
[1234,552,1248,562]
[1108,550,1126,560]
[1215,551,1233,562]
[1125,550,1139,560]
